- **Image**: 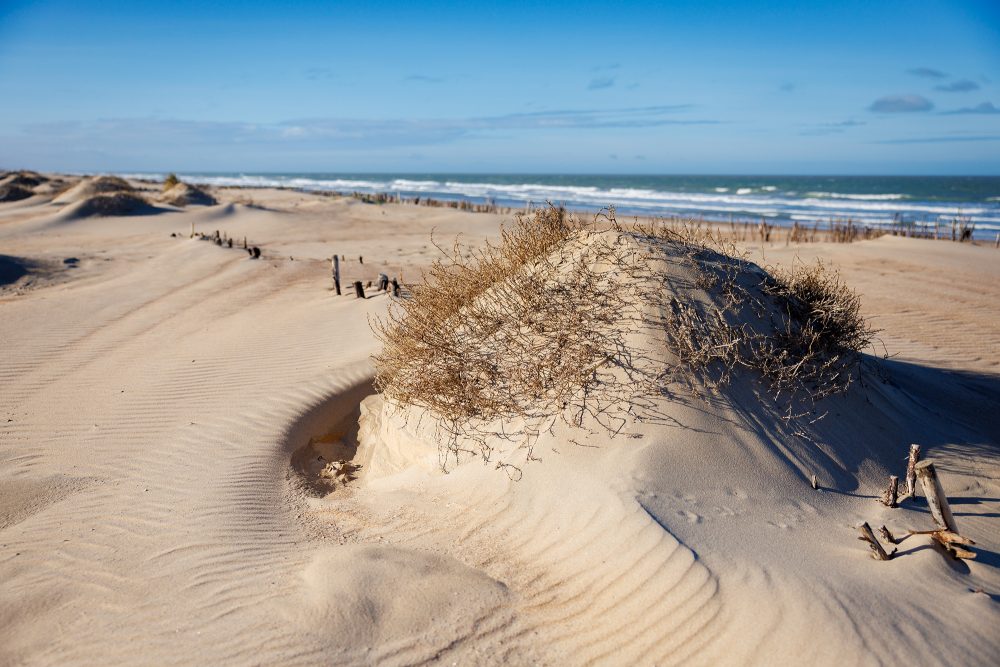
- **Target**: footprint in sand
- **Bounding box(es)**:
[677,509,702,524]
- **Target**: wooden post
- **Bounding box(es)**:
[391,278,400,297]
[881,475,899,507]
[190,221,194,238]
[858,522,894,560]
[915,460,957,533]
[353,281,365,299]
[333,255,341,295]
[811,474,818,490]
[904,444,920,499]
[359,256,363,265]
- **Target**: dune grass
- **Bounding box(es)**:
[373,207,878,471]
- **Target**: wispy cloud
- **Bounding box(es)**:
[15,106,715,153]
[873,135,1000,144]
[907,67,947,79]
[587,76,615,90]
[934,79,980,93]
[798,119,866,136]
[303,67,336,81]
[869,94,934,113]
[403,74,445,84]
[941,101,1000,115]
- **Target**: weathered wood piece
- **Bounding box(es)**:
[879,525,897,544]
[915,460,957,533]
[902,444,921,499]
[354,280,365,299]
[881,475,899,507]
[811,474,818,490]
[858,522,894,560]
[391,278,400,297]
[332,255,341,295]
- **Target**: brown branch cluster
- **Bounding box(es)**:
[372,207,879,471]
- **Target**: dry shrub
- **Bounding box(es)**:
[373,207,879,471]
[163,173,180,191]
[759,261,876,399]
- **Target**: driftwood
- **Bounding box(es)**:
[915,460,956,532]
[879,525,897,544]
[900,444,921,501]
[858,522,895,560]
[880,475,899,507]
[914,460,976,559]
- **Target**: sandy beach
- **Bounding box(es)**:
[1,173,999,666]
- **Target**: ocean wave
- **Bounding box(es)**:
[805,191,908,201]
[112,172,999,238]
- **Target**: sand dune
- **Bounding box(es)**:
[1,181,998,665]
[160,182,217,207]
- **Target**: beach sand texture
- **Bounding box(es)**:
[1,174,998,665]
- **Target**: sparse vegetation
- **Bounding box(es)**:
[163,173,180,191]
[372,207,879,471]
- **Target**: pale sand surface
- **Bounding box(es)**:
[1,176,998,665]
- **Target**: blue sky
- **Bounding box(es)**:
[1,0,998,174]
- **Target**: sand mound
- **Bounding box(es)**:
[0,170,48,189]
[64,192,153,218]
[369,211,875,477]
[160,182,217,207]
[355,210,1000,663]
[0,184,35,203]
[293,545,511,663]
[52,175,135,205]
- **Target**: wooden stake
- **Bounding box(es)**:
[903,444,921,499]
[811,474,818,490]
[858,522,894,560]
[353,281,365,299]
[332,255,341,295]
[391,278,400,297]
[915,460,957,533]
[881,475,899,507]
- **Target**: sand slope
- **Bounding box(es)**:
[1,183,998,665]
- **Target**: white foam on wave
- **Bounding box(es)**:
[806,191,907,201]
[112,172,998,237]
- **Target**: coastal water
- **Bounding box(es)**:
[122,172,1000,238]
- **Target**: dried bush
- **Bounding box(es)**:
[373,207,879,472]
[163,173,180,191]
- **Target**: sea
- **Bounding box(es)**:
[121,173,1000,239]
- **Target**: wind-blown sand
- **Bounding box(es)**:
[1,175,998,665]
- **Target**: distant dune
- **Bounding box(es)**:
[160,181,217,207]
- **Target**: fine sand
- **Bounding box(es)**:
[1,175,998,665]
